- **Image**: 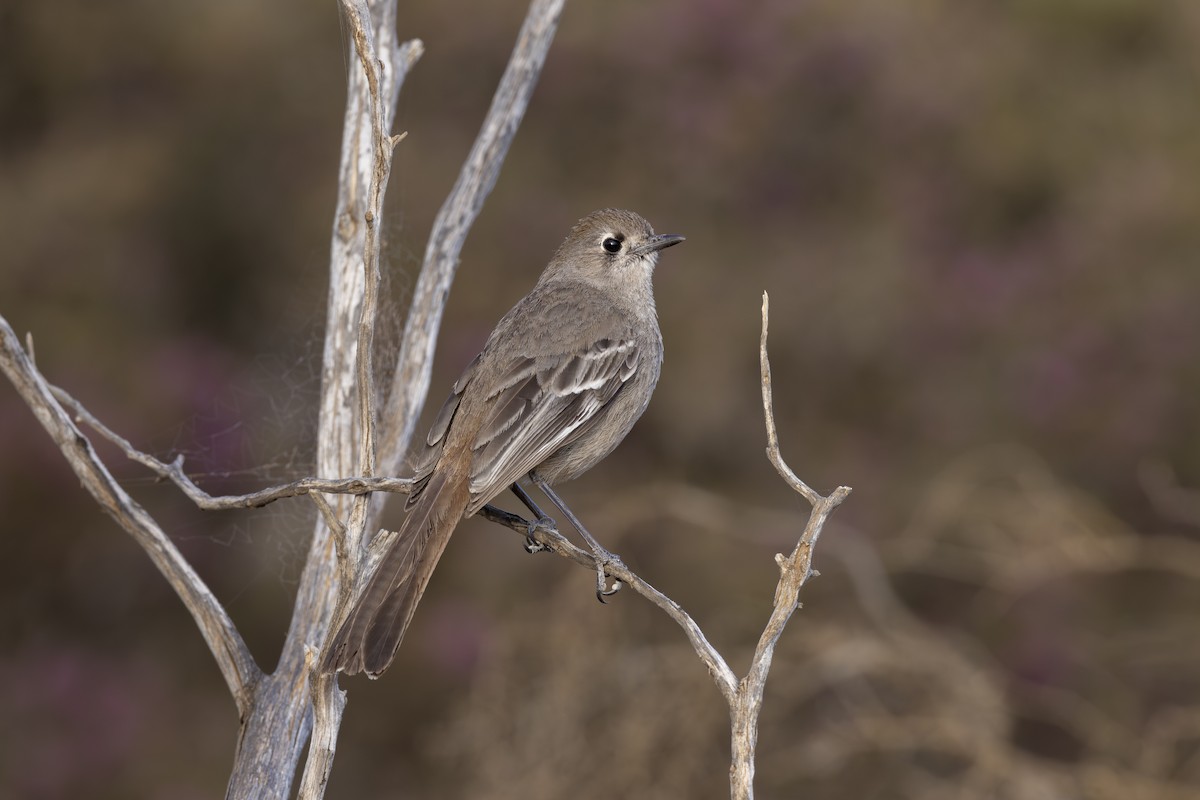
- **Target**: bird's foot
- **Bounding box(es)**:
[524,515,556,553]
[589,548,625,603]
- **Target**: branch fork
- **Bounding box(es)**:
[480,293,848,800]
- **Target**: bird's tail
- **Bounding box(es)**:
[321,468,469,677]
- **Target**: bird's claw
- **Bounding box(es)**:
[592,551,624,603]
[595,573,623,603]
[524,515,556,553]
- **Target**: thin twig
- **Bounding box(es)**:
[380,0,566,475]
[310,493,347,542]
[478,506,739,703]
[759,292,821,506]
[0,314,262,712]
[51,384,412,509]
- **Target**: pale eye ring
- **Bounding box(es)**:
[602,237,622,254]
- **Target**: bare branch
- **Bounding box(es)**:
[0,314,262,711]
[285,5,420,799]
[226,5,423,798]
[726,292,851,799]
[483,294,850,800]
[304,11,570,791]
[381,0,566,473]
[759,292,823,505]
[341,0,408,480]
[310,493,347,542]
[51,383,412,509]
[321,8,422,554]
[479,508,740,703]
[298,652,347,800]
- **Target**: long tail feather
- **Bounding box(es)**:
[321,468,469,677]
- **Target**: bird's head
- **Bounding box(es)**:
[543,208,684,291]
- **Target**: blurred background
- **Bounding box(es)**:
[4,0,1200,797]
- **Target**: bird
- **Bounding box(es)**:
[322,208,684,677]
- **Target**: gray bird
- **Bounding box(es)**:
[323,208,683,677]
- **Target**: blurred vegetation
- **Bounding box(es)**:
[3,0,1200,797]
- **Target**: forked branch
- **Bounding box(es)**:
[484,292,850,799]
[730,292,851,798]
[0,317,262,713]
[381,0,566,470]
[52,383,412,510]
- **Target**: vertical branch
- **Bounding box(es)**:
[320,6,422,557]
[297,659,347,800]
[342,0,409,481]
[726,293,852,800]
[379,0,566,476]
[226,2,421,798]
[291,4,420,799]
[295,2,566,792]
[296,4,565,793]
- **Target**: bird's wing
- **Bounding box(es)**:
[464,337,640,513]
[406,353,481,508]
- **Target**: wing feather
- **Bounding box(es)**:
[408,353,483,508]
[465,338,640,511]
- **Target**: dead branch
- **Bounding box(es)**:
[298,2,406,795]
[482,293,850,799]
[730,291,851,798]
[380,0,567,473]
[52,383,411,509]
[0,316,262,712]
[342,0,407,481]
[224,0,423,795]
[301,1,566,798]
[479,505,741,702]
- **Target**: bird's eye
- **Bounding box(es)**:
[602,237,622,254]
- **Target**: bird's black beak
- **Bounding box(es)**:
[634,233,685,256]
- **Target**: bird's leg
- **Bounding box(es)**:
[479,503,540,543]
[529,472,623,602]
[510,483,555,553]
